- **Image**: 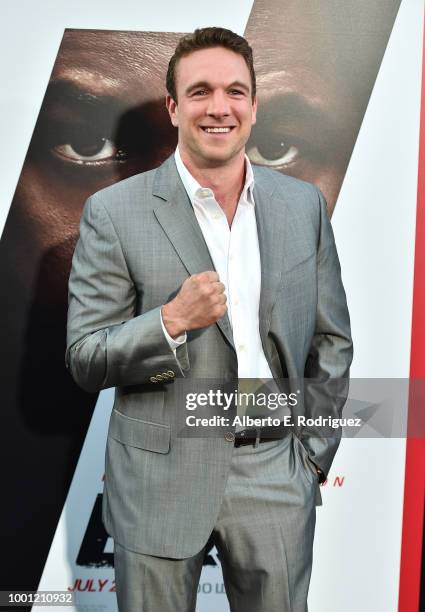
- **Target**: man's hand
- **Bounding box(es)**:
[162,271,227,339]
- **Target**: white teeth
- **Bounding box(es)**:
[204,127,231,133]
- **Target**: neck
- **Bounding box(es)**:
[179,146,246,215]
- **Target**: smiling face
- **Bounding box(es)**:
[166,46,257,169]
[4,7,397,305]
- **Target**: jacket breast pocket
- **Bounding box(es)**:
[108,408,170,454]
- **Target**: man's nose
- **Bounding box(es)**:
[206,90,231,117]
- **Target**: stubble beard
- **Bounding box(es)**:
[189,133,247,169]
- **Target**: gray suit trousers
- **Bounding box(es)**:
[113,433,317,612]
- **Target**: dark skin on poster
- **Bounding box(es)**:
[0,30,181,593]
[246,0,401,215]
[0,0,400,593]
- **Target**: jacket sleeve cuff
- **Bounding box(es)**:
[160,306,187,353]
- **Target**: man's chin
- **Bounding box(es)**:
[197,145,244,167]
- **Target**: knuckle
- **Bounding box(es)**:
[204,284,214,296]
[214,304,226,318]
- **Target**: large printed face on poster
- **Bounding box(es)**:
[0,0,401,595]
[8,30,180,302]
[5,0,399,304]
[245,0,400,214]
[7,0,400,309]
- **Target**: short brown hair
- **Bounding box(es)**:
[166,27,256,102]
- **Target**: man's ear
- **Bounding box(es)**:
[166,94,179,127]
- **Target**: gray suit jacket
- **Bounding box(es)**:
[66,155,352,558]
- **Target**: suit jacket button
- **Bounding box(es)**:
[167,370,175,378]
[224,432,235,443]
[162,372,170,379]
[150,376,158,383]
[156,374,164,381]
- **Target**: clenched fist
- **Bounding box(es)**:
[161,271,227,339]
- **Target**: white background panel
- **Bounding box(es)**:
[315,0,423,610]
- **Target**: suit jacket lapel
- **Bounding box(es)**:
[152,156,234,348]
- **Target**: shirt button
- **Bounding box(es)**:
[234,298,239,306]
[224,432,235,443]
[238,344,245,352]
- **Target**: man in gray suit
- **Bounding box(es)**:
[66,27,352,612]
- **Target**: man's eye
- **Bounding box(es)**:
[247,140,299,167]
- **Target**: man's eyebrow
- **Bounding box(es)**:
[185,81,209,94]
[185,80,250,94]
[228,81,250,93]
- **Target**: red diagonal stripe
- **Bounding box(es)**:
[399,8,425,612]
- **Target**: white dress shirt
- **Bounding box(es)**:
[160,147,273,381]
